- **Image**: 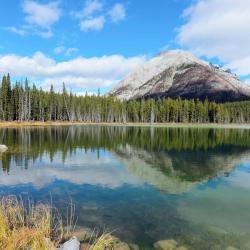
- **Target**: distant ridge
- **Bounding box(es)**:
[110,50,250,102]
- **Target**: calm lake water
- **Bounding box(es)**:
[1,125,250,249]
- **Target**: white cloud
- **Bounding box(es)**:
[54,46,65,54]
[74,0,103,18]
[109,3,126,23]
[177,0,250,76]
[6,26,28,36]
[80,16,105,31]
[0,51,145,91]
[54,46,79,56]
[73,1,126,32]
[36,29,53,38]
[226,57,250,76]
[75,91,98,96]
[42,76,113,91]
[64,48,78,56]
[10,0,62,38]
[22,0,61,28]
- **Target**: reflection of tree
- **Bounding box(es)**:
[0,153,11,173]
[1,126,250,174]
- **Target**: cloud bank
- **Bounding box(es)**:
[177,0,250,77]
[0,52,145,91]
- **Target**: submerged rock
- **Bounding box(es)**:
[176,246,188,250]
[80,243,90,250]
[60,236,80,250]
[225,247,239,250]
[73,228,93,242]
[0,144,8,152]
[154,239,178,250]
[113,241,130,250]
[107,236,130,250]
[129,243,140,250]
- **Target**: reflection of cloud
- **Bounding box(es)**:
[225,167,250,190]
[178,175,250,234]
[0,150,142,189]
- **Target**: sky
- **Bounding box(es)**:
[0,0,250,94]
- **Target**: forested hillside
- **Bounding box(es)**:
[1,74,250,123]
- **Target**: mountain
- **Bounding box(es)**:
[110,50,250,102]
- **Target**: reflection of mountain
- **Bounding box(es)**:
[0,126,250,193]
[113,145,250,194]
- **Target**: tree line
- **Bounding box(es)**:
[1,74,250,123]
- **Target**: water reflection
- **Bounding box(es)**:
[1,126,250,191]
[0,126,250,249]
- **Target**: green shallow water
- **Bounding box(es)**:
[0,125,250,249]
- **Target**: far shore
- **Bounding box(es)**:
[0,121,250,129]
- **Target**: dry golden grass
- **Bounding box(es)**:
[0,196,115,250]
[88,233,115,250]
[0,121,250,129]
[0,121,83,128]
[0,195,64,250]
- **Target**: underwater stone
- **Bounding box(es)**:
[129,243,140,250]
[73,228,93,242]
[113,241,130,250]
[176,246,188,250]
[154,239,178,250]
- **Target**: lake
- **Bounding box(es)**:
[0,125,250,249]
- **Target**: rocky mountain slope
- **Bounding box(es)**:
[110,50,250,102]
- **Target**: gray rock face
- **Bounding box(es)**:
[110,50,250,102]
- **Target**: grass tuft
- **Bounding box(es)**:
[88,232,116,250]
[0,195,117,250]
[0,195,63,250]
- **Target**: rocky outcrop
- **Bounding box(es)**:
[110,50,250,102]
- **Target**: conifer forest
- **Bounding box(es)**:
[1,74,250,123]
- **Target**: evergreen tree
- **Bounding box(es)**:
[0,74,250,124]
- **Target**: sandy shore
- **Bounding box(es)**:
[0,121,250,129]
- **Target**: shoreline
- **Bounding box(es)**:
[0,121,250,129]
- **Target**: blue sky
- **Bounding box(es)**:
[0,0,250,94]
